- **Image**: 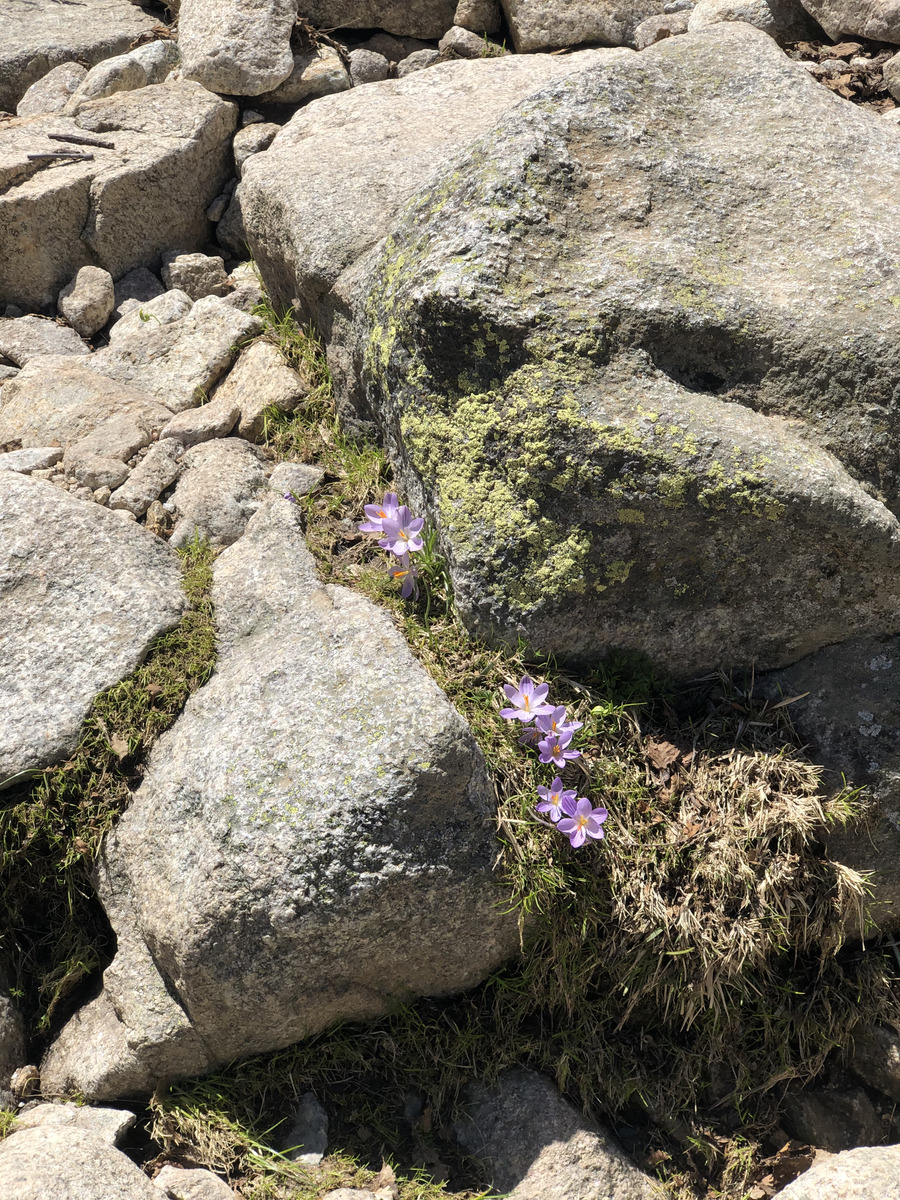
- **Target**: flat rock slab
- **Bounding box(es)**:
[221,50,631,321]
[455,1068,657,1199]
[777,1143,900,1199]
[339,23,900,676]
[0,0,158,114]
[0,83,236,310]
[0,473,186,782]
[0,315,88,365]
[298,0,457,38]
[43,498,519,1097]
[0,1126,163,1200]
[15,1103,135,1146]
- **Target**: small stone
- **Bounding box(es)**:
[281,1092,329,1165]
[632,10,691,47]
[109,290,194,343]
[10,1066,40,1099]
[0,364,18,382]
[0,316,88,366]
[782,1081,883,1152]
[221,284,264,313]
[2,306,23,320]
[16,62,88,117]
[322,1191,379,1200]
[112,268,166,321]
[16,1103,136,1147]
[439,25,500,57]
[57,266,116,338]
[178,0,296,96]
[213,339,311,440]
[453,0,502,33]
[242,109,265,126]
[268,462,325,496]
[206,192,232,223]
[256,46,351,104]
[145,499,173,538]
[29,469,54,481]
[114,508,138,521]
[849,1024,900,1103]
[93,486,111,505]
[154,1164,234,1199]
[161,253,231,301]
[63,451,131,492]
[109,438,185,516]
[396,48,441,76]
[233,123,280,178]
[66,52,148,109]
[0,447,63,474]
[358,32,407,61]
[167,438,268,548]
[349,48,390,85]
[160,398,241,448]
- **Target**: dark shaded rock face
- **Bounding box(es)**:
[338,23,900,677]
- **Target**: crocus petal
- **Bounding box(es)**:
[531,683,550,705]
[503,684,519,701]
[560,795,578,819]
[569,826,587,848]
[557,817,577,835]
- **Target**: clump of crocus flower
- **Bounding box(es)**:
[500,674,608,848]
[358,491,426,600]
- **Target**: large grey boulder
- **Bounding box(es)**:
[499,0,668,50]
[799,0,900,43]
[0,473,185,783]
[179,0,296,96]
[759,637,900,933]
[42,498,519,1098]
[455,1069,657,1199]
[334,24,900,677]
[298,0,457,39]
[0,0,158,115]
[0,1126,164,1200]
[220,50,631,321]
[0,316,88,366]
[776,1144,900,1199]
[0,83,237,311]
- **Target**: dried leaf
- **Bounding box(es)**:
[645,739,680,770]
[828,40,862,57]
[110,733,129,759]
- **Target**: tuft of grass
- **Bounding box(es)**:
[0,539,218,1035]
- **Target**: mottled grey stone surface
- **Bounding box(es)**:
[0,84,236,311]
[255,47,351,104]
[337,24,900,677]
[179,0,296,96]
[153,1165,234,1200]
[91,296,262,414]
[220,50,630,320]
[0,0,157,114]
[0,357,172,451]
[688,0,818,37]
[799,0,900,43]
[776,1144,900,1199]
[109,439,185,516]
[0,447,62,474]
[454,0,502,33]
[161,253,230,301]
[43,498,518,1096]
[298,0,456,38]
[0,472,185,782]
[213,339,310,440]
[15,62,87,118]
[849,1024,900,1103]
[500,0,668,49]
[57,266,115,338]
[233,123,280,177]
[16,1103,135,1147]
[167,438,268,547]
[0,1126,163,1199]
[455,1069,657,1199]
[0,316,87,366]
[108,290,194,344]
[67,53,148,109]
[160,399,241,448]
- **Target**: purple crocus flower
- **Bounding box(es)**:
[536,776,576,823]
[283,491,298,504]
[557,796,608,848]
[387,552,419,599]
[538,728,581,767]
[359,492,401,534]
[500,676,555,724]
[518,725,544,749]
[379,506,425,557]
[535,705,584,739]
